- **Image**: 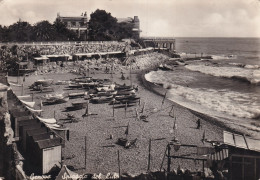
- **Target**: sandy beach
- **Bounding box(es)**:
[9,53,224,176]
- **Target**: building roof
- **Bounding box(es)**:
[223,131,260,153]
[37,137,61,149]
[117,17,133,23]
[59,16,87,20]
[34,57,49,60]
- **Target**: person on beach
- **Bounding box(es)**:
[135,108,140,120]
[197,118,201,129]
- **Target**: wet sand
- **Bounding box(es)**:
[9,56,224,175]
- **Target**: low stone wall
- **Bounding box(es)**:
[0,77,27,180]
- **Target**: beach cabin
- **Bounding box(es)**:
[9,108,32,137]
[18,119,39,139]
[33,56,50,66]
[223,131,260,180]
[46,55,70,62]
[26,132,56,163]
[34,138,62,174]
[25,127,49,152]
[20,122,44,152]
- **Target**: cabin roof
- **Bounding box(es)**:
[37,137,61,149]
[32,133,52,142]
[27,127,49,136]
[224,131,260,153]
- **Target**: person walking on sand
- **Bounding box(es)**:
[197,118,201,129]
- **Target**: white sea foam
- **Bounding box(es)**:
[211,55,237,60]
[185,64,260,84]
[145,71,260,119]
[244,64,260,69]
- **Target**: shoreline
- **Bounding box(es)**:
[138,65,259,138]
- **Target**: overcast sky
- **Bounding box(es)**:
[0,0,260,37]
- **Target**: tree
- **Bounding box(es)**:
[88,9,118,41]
[116,22,134,40]
[31,20,56,41]
[8,21,32,41]
[53,18,78,41]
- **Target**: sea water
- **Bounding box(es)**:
[145,38,260,137]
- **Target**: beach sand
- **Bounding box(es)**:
[9,55,224,175]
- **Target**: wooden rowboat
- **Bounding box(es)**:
[68,92,87,99]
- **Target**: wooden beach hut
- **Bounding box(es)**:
[26,132,56,163]
[33,56,50,66]
[20,122,45,152]
[9,108,32,137]
[46,54,70,62]
[34,138,62,174]
[223,131,260,180]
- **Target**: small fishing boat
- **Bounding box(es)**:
[90,95,113,104]
[68,83,83,89]
[116,89,135,95]
[32,85,54,92]
[73,76,92,83]
[97,90,117,97]
[68,92,87,99]
[71,101,89,108]
[34,79,54,87]
[65,105,85,111]
[43,96,69,105]
[115,84,132,90]
[115,94,137,101]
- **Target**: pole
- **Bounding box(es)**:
[86,101,89,115]
[113,101,115,117]
[167,144,171,180]
[117,150,121,180]
[130,60,132,86]
[202,160,205,175]
[17,64,20,83]
[125,102,127,117]
[21,83,24,96]
[147,138,151,171]
[54,110,56,118]
[160,146,168,171]
[85,136,87,170]
[32,93,34,101]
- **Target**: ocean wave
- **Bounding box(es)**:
[185,64,260,85]
[211,55,237,60]
[145,71,260,120]
[244,64,260,69]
